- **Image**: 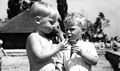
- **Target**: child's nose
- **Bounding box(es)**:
[67,30,71,34]
[67,30,72,36]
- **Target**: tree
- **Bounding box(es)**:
[82,12,110,43]
[7,0,21,19]
[7,0,30,19]
[57,0,68,32]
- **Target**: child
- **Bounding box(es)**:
[26,1,68,71]
[55,12,98,71]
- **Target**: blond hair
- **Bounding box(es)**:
[30,1,60,19]
[64,12,87,28]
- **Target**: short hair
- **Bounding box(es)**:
[64,12,87,29]
[30,1,60,20]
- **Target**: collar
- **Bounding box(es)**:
[68,39,80,45]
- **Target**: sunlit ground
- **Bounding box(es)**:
[1,49,115,71]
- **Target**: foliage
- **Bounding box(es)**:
[57,0,68,32]
[7,0,30,19]
[82,12,110,42]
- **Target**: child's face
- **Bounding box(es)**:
[36,16,58,34]
[65,23,82,41]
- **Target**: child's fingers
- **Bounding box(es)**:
[64,39,68,44]
[64,44,69,48]
[71,47,80,52]
[61,39,68,45]
[71,48,77,53]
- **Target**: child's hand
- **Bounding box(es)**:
[53,25,65,41]
[52,24,62,34]
[71,45,81,55]
[58,39,68,50]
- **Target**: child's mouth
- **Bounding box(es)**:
[68,34,73,39]
[68,36,71,38]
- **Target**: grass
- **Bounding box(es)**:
[1,49,115,71]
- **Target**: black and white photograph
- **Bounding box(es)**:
[0,0,120,71]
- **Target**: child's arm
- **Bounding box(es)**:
[79,50,98,65]
[79,43,98,65]
[72,42,98,65]
[27,34,67,63]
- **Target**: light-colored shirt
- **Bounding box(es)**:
[55,40,98,71]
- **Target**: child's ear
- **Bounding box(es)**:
[34,16,41,24]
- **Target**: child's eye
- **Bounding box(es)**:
[49,20,56,25]
[70,28,75,31]
[65,29,68,31]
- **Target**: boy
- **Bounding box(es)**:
[26,1,68,71]
[55,12,98,71]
